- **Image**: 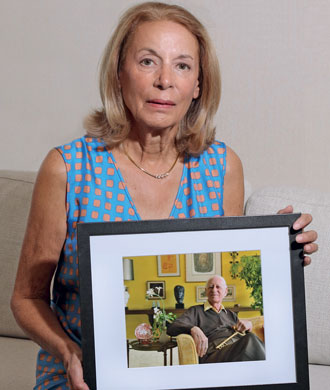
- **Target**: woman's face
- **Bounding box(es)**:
[119,20,200,133]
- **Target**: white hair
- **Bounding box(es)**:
[205,275,227,289]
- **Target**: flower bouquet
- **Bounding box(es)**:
[146,287,176,342]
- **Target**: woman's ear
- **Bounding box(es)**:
[193,79,200,99]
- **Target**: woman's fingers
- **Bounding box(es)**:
[296,230,318,247]
[293,213,312,231]
[303,256,312,266]
[276,207,318,266]
[277,205,293,215]
[66,352,89,390]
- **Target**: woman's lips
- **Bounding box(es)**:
[147,99,176,107]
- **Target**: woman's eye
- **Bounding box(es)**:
[140,58,154,66]
[178,63,190,70]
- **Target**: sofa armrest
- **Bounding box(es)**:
[249,315,264,343]
[176,334,199,365]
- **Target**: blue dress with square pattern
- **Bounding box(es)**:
[34,135,226,390]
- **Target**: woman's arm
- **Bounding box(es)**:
[222,146,244,216]
[10,149,89,390]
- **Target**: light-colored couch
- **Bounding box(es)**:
[0,171,40,389]
[1,170,329,389]
[245,186,330,388]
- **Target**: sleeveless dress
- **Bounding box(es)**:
[34,135,226,390]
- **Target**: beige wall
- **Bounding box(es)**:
[1,0,329,192]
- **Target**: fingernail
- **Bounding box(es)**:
[293,222,301,230]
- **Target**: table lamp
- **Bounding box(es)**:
[123,258,134,307]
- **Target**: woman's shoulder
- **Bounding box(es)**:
[55,135,107,165]
[205,140,226,156]
[56,135,103,152]
[204,141,241,160]
[187,140,227,172]
[36,136,102,184]
[205,141,242,170]
[222,144,244,216]
[223,145,243,176]
[33,148,67,199]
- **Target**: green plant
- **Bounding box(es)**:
[146,288,176,338]
[229,254,263,314]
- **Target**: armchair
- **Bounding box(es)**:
[176,316,264,365]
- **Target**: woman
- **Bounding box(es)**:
[11,2,317,390]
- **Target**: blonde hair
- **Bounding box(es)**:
[84,1,221,155]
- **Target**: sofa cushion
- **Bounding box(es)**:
[245,186,330,365]
[0,336,39,390]
[0,171,37,338]
[309,364,330,389]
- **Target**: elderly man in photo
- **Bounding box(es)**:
[167,275,265,363]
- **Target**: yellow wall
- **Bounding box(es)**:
[125,250,261,338]
[221,250,261,319]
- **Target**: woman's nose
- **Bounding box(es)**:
[154,64,173,90]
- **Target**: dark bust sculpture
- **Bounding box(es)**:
[174,285,185,309]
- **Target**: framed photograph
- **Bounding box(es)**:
[146,280,166,299]
[196,285,207,302]
[157,254,180,276]
[77,214,309,390]
[223,285,236,302]
[185,252,221,281]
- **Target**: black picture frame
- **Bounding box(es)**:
[77,214,309,390]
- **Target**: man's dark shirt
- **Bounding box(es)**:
[167,304,238,344]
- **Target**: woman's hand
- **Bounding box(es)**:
[277,205,318,266]
[64,347,89,390]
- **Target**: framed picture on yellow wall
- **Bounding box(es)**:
[185,252,221,281]
[146,280,166,299]
[157,254,180,276]
[196,285,207,302]
[223,285,236,302]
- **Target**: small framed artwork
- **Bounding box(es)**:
[196,285,207,302]
[146,280,166,299]
[186,252,221,281]
[157,254,180,276]
[223,285,236,302]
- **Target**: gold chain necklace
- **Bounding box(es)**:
[123,146,180,179]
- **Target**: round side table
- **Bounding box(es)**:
[127,339,177,367]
